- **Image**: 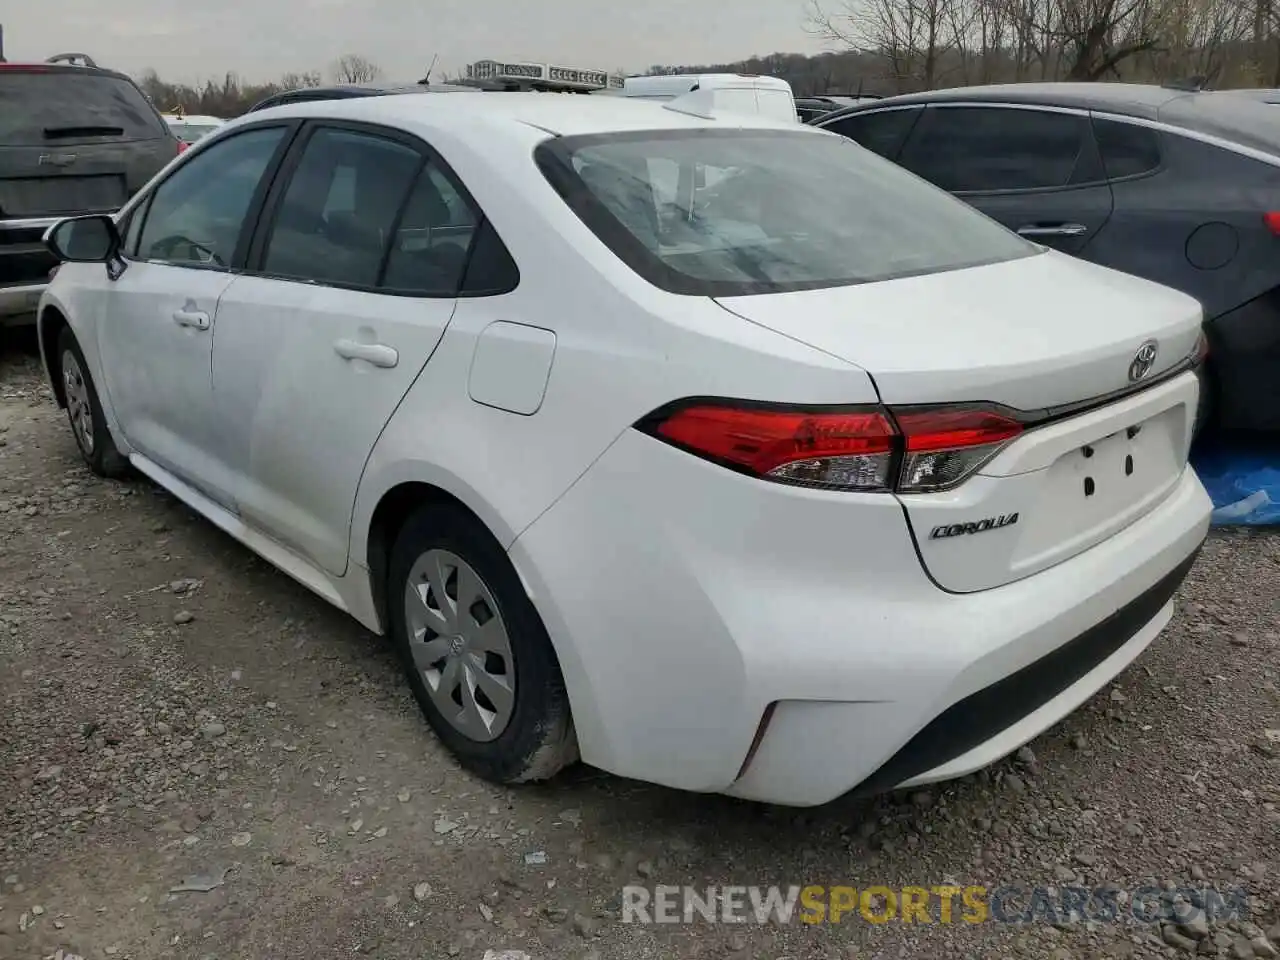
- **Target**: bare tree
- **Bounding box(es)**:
[330,54,382,84]
[806,0,968,90]
[279,70,322,90]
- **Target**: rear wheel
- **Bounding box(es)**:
[57,327,129,478]
[387,504,577,784]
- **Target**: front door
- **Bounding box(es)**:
[895,104,1114,256]
[96,125,291,505]
[212,124,481,575]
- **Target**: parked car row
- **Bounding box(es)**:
[35,85,1211,805]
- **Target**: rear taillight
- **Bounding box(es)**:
[177,140,189,154]
[1192,329,1210,364]
[648,404,898,491]
[1265,212,1280,235]
[894,408,1023,492]
[638,401,1022,494]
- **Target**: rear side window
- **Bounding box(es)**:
[0,70,167,145]
[1093,119,1161,179]
[898,106,1087,192]
[535,128,1037,297]
[262,127,422,288]
[821,108,920,159]
[381,166,479,295]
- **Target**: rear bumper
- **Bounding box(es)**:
[1,218,58,321]
[510,428,1212,806]
[847,546,1197,797]
[0,283,45,323]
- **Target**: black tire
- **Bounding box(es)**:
[56,327,130,478]
[387,503,577,784]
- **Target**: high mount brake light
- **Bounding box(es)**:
[639,401,1023,494]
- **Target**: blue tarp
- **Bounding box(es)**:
[1191,442,1280,526]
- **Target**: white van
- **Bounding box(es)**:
[618,73,799,123]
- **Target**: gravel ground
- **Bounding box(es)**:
[1,331,1278,960]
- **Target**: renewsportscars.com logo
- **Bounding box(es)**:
[621,884,1250,926]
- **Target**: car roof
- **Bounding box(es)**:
[247,81,482,112]
[244,90,810,137]
[819,82,1191,120]
[0,61,141,86]
[287,81,479,97]
[816,82,1280,156]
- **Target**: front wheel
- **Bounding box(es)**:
[387,504,577,784]
[57,327,129,478]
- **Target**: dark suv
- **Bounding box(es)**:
[0,55,179,325]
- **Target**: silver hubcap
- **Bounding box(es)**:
[404,549,515,742]
[62,350,94,456]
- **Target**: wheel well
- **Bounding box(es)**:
[365,482,485,633]
[39,306,70,408]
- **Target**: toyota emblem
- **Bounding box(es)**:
[1128,340,1158,382]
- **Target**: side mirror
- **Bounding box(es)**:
[44,214,120,263]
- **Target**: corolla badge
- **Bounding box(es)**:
[1128,340,1158,382]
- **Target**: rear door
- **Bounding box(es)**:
[0,67,177,220]
[210,122,483,576]
[894,103,1114,255]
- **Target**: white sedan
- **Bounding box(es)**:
[36,91,1211,806]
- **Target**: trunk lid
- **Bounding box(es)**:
[715,250,1202,410]
[0,67,176,220]
[716,250,1204,592]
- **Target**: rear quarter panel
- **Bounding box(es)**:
[1086,129,1280,320]
[347,109,881,559]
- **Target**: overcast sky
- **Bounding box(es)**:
[3,0,828,84]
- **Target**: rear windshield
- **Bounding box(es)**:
[0,70,168,145]
[168,122,220,142]
[535,128,1038,296]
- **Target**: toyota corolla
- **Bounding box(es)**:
[35,91,1211,805]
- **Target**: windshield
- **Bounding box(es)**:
[535,128,1038,296]
[0,71,168,145]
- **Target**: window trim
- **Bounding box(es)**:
[899,102,1108,198]
[124,120,302,273]
[244,117,517,299]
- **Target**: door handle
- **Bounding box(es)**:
[172,309,210,330]
[1016,223,1088,238]
[334,339,398,368]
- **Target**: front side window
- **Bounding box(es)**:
[535,128,1037,297]
[136,126,287,267]
[898,107,1088,193]
[261,127,422,288]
